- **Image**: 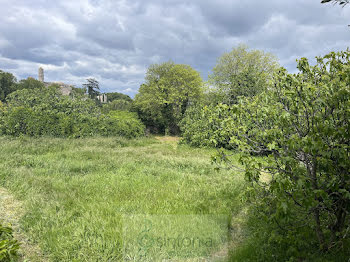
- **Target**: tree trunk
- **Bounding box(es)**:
[308,156,326,250]
[313,209,326,250]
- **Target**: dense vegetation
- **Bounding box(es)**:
[180,50,350,260]
[180,103,236,149]
[0,70,17,102]
[102,92,134,113]
[0,222,19,261]
[180,45,279,149]
[0,85,144,138]
[105,92,132,103]
[236,52,349,252]
[221,51,349,261]
[134,61,204,135]
[209,44,279,105]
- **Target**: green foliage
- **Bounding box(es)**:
[181,45,279,148]
[209,44,279,105]
[71,86,86,96]
[83,78,100,99]
[101,92,134,113]
[0,70,17,102]
[0,222,19,262]
[102,99,133,113]
[6,85,96,113]
[101,91,134,113]
[229,205,350,261]
[98,111,145,138]
[105,92,132,102]
[134,61,204,135]
[217,50,350,254]
[0,86,144,138]
[0,73,45,103]
[180,103,236,149]
[16,77,45,91]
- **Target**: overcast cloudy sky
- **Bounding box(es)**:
[0,0,349,96]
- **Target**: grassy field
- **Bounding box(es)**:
[0,136,245,261]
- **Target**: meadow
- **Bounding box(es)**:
[0,136,245,261]
[1,48,349,262]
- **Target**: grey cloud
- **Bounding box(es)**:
[196,0,276,36]
[0,0,349,97]
[0,57,18,70]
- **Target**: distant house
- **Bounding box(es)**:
[96,94,108,103]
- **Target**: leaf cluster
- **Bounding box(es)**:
[321,0,349,6]
[134,61,204,135]
[0,223,19,262]
[0,85,145,138]
[209,44,279,105]
[219,50,350,253]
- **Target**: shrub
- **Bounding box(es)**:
[0,86,145,138]
[98,111,145,138]
[180,103,236,149]
[216,50,350,254]
[101,99,133,113]
[1,107,35,136]
[0,222,19,262]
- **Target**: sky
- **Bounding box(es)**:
[0,0,349,97]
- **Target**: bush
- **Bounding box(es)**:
[216,50,350,255]
[180,103,236,149]
[98,111,145,138]
[0,222,19,262]
[101,99,133,113]
[1,107,34,136]
[0,86,145,138]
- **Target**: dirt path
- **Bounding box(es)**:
[155,135,246,261]
[0,187,47,262]
[209,207,247,261]
[154,136,180,142]
[155,136,180,150]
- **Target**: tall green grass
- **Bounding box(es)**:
[0,136,245,261]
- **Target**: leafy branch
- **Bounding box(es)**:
[321,0,349,6]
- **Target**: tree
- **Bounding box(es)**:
[321,0,349,6]
[102,99,132,113]
[0,70,17,102]
[101,92,134,113]
[209,44,279,105]
[16,77,45,91]
[134,61,204,135]
[180,103,235,149]
[217,50,350,252]
[1,74,46,102]
[105,92,132,102]
[83,78,100,99]
[71,86,87,97]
